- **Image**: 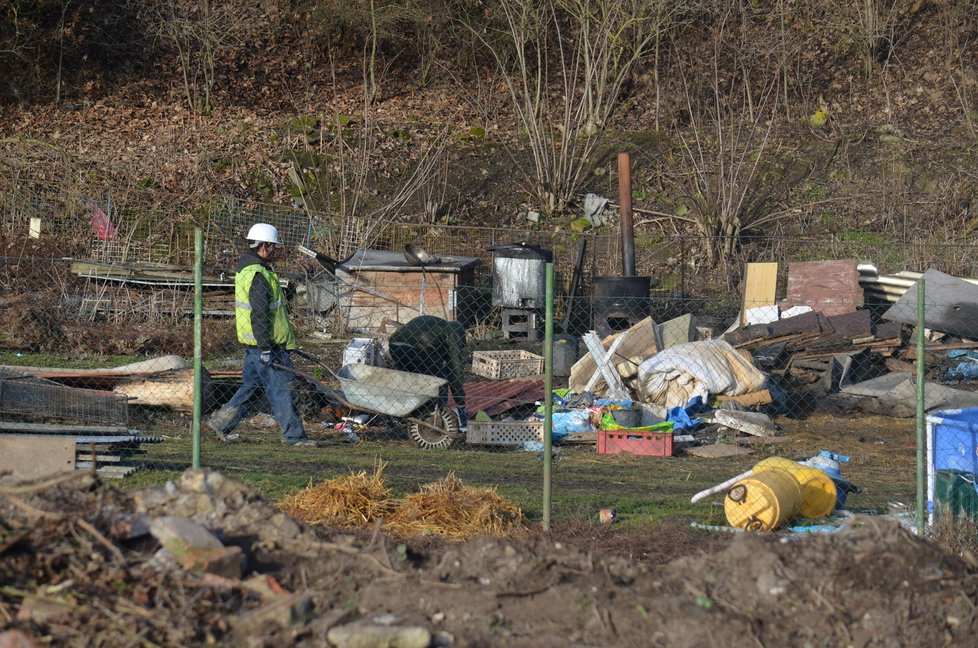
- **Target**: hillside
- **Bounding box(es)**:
[2,0,977,279]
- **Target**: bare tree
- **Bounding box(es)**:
[466,0,681,216]
[286,47,455,259]
[936,0,978,137]
[823,0,916,76]
[662,11,782,271]
[154,1,260,115]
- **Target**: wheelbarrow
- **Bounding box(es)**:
[277,354,462,449]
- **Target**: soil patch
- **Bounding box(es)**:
[2,469,975,647]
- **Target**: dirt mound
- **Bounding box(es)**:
[2,470,975,647]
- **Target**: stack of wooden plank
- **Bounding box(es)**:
[0,425,163,479]
[69,258,294,318]
[724,309,903,389]
[0,371,163,478]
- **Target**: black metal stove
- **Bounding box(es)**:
[591,152,653,337]
[592,276,652,338]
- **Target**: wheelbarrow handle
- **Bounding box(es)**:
[292,348,339,378]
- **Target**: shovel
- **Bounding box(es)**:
[404,243,440,315]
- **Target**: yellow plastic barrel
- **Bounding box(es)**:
[724,469,803,531]
[754,457,838,520]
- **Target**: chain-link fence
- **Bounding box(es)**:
[4,205,978,533]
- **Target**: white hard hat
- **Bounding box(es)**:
[246,223,280,244]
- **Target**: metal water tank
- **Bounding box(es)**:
[489,243,553,309]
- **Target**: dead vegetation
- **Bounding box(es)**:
[279,463,395,528]
[3,1,978,279]
[279,467,528,541]
[2,468,977,647]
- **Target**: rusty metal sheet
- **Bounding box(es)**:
[783,259,862,316]
[455,379,544,417]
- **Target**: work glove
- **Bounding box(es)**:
[260,350,273,367]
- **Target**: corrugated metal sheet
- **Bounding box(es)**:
[861,265,978,304]
[458,379,544,416]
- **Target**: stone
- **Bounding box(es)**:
[15,596,76,624]
[148,516,244,578]
[0,630,37,648]
[231,594,314,639]
[107,512,151,540]
[326,621,432,648]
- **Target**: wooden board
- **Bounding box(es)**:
[783,259,862,316]
[568,317,659,393]
[113,367,213,412]
[714,390,773,407]
[686,443,754,458]
[741,263,779,326]
[0,435,75,481]
[657,314,696,349]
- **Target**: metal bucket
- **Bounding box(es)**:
[490,243,553,309]
[611,407,642,428]
[552,335,578,377]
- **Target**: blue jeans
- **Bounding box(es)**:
[209,347,306,442]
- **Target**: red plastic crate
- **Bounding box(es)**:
[597,428,673,457]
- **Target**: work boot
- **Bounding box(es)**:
[206,418,236,443]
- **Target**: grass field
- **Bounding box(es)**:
[118,412,917,528]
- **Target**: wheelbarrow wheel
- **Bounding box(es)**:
[408,405,460,450]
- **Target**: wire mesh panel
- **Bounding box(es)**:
[1,216,969,536]
[0,374,129,425]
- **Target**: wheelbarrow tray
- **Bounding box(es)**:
[337,364,446,417]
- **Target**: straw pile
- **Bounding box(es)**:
[279,462,394,527]
[384,473,527,540]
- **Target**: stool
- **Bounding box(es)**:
[502,308,540,342]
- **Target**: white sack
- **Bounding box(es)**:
[636,339,767,409]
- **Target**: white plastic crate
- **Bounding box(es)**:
[471,350,544,379]
[466,419,545,445]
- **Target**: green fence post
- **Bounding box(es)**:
[543,262,554,531]
[916,277,925,536]
[192,227,203,469]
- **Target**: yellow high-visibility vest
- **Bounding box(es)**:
[235,264,295,349]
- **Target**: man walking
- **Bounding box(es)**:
[207,223,315,447]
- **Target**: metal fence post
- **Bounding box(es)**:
[543,262,554,531]
[916,277,925,535]
[192,227,203,469]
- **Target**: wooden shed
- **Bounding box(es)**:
[336,249,481,332]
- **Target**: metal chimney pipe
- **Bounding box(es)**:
[618,152,635,277]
